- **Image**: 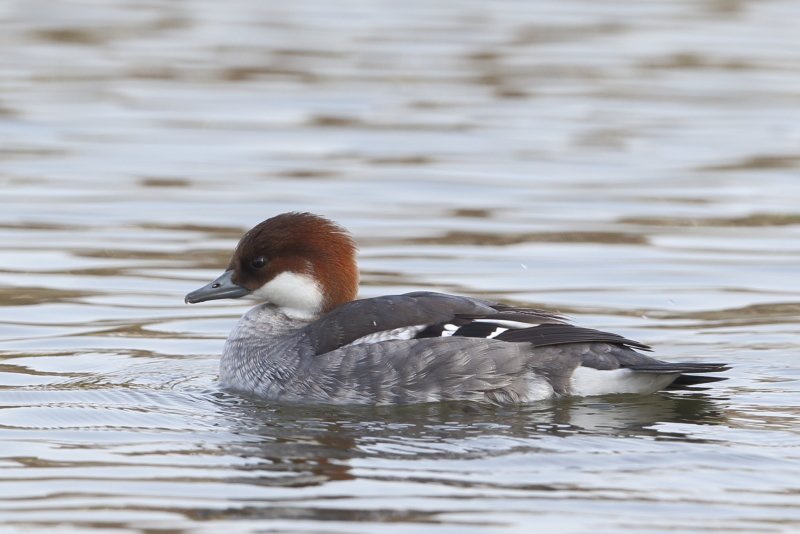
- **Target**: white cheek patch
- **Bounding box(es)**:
[347,325,428,347]
[248,271,324,317]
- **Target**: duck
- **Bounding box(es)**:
[185,212,728,405]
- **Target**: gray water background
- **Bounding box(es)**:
[1,1,800,532]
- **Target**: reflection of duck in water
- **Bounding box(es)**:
[217,393,729,482]
[186,212,728,405]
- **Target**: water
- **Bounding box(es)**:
[1,0,800,532]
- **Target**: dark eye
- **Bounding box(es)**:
[251,257,267,269]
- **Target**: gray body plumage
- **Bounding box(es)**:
[219,292,726,405]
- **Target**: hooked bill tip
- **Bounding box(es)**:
[184,270,250,304]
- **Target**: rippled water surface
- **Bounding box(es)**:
[2,1,800,532]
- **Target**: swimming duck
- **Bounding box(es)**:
[186,212,727,405]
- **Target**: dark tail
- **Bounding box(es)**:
[630,362,730,388]
[666,373,729,388]
[630,362,730,374]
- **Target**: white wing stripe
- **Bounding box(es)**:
[347,325,428,346]
[487,327,508,339]
[473,319,537,330]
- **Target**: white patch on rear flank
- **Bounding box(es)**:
[248,271,323,319]
[348,325,427,346]
[570,367,679,396]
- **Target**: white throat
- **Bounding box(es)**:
[248,271,324,319]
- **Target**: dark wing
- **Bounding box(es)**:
[303,291,566,356]
[304,291,729,388]
[490,323,652,351]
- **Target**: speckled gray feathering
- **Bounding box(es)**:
[218,292,728,405]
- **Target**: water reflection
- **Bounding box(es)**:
[212,392,729,485]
